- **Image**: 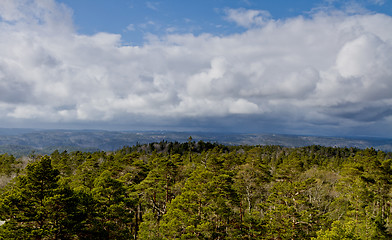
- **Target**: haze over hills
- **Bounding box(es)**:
[0,128,391,157]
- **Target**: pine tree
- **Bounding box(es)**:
[0,156,86,239]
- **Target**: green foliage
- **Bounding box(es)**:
[313,220,361,240]
[91,170,138,239]
[0,143,392,239]
[0,154,20,177]
[0,156,87,239]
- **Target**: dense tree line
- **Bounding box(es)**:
[0,141,392,239]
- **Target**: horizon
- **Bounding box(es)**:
[0,0,392,137]
[0,127,391,141]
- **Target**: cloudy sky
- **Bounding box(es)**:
[0,0,392,137]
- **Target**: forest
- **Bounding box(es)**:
[0,140,392,239]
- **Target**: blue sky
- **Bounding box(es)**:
[58,0,321,45]
[0,0,392,137]
[60,0,392,45]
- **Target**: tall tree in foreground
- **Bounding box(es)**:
[91,170,138,239]
[0,156,86,239]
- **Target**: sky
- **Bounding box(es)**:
[0,0,392,137]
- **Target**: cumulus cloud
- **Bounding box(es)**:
[0,0,392,135]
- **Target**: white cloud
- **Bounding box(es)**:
[0,0,392,135]
[146,1,159,11]
[370,0,385,5]
[229,99,260,114]
[336,34,387,78]
[224,8,271,28]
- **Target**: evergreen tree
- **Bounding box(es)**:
[0,156,86,239]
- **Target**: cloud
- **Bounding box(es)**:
[224,8,271,28]
[146,1,160,11]
[0,0,392,136]
[370,0,385,5]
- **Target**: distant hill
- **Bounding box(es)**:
[0,128,391,157]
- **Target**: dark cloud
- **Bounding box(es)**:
[326,103,392,122]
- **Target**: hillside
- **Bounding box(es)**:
[0,128,391,157]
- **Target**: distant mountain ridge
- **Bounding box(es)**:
[0,128,391,157]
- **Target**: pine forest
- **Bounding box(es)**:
[1,141,392,239]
